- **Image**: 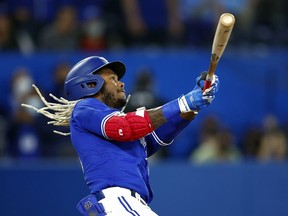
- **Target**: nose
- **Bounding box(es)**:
[118,81,125,88]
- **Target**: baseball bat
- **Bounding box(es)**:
[203,13,235,91]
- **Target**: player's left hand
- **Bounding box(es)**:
[195,71,219,103]
[178,72,220,113]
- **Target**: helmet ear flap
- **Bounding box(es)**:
[65,74,105,100]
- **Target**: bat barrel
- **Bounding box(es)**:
[203,13,235,92]
[220,13,235,26]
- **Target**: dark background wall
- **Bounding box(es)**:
[1,160,288,216]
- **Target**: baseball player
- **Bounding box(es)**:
[22,56,219,215]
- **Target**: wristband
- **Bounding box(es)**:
[161,97,198,121]
[161,99,181,121]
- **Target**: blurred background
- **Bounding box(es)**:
[0,0,288,215]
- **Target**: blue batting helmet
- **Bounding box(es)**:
[64,56,126,100]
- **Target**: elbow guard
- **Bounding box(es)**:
[104,109,154,141]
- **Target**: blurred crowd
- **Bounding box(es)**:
[0,61,74,159]
[0,0,288,163]
[190,114,288,164]
[0,0,288,54]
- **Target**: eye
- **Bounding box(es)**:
[110,75,118,82]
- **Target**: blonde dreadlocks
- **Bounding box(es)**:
[21,84,80,136]
[21,84,131,136]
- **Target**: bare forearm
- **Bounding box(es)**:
[147,107,167,129]
[147,107,196,129]
[180,112,197,121]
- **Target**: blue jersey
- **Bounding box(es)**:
[70,98,190,204]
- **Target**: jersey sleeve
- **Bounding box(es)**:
[71,101,117,137]
[146,114,191,157]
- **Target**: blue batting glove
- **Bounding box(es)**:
[178,72,219,113]
[196,72,219,101]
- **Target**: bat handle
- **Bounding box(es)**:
[203,56,218,92]
[203,80,212,91]
[203,74,213,92]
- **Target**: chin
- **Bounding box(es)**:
[119,98,127,108]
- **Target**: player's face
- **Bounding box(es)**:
[97,68,126,109]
